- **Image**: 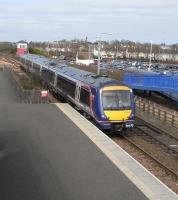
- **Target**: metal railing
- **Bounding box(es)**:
[5,67,49,104]
[135,96,178,128]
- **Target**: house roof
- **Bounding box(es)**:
[17,40,28,44]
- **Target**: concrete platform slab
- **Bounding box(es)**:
[56,103,178,200]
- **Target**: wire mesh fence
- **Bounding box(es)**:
[4,67,49,104]
[0,65,5,71]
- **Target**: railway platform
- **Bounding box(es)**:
[0,69,177,199]
[56,103,178,200]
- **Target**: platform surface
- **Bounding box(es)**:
[0,70,177,200]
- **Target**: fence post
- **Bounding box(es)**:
[158,109,161,120]
[172,115,175,126]
[138,98,141,110]
[153,104,156,116]
[164,111,167,121]
[143,102,145,112]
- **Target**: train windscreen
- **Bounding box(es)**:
[102,90,131,110]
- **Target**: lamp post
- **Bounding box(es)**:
[148,41,152,71]
[97,40,101,75]
[89,44,91,62]
[48,42,50,57]
[97,33,112,75]
[116,44,119,61]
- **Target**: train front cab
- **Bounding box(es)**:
[98,85,135,132]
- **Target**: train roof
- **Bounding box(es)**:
[21,54,125,89]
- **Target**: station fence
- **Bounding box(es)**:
[0,65,4,71]
[135,96,178,129]
[4,67,49,104]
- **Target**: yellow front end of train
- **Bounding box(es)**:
[102,86,133,123]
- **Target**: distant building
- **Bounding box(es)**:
[158,53,174,61]
[76,52,94,66]
[138,52,148,59]
[160,45,171,50]
[116,51,124,58]
[16,40,28,56]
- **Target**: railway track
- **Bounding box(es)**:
[112,119,178,179]
[0,55,21,65]
[111,119,178,194]
[136,117,178,148]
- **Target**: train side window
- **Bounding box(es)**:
[66,81,76,98]
[57,76,64,89]
[80,88,90,107]
[57,76,76,98]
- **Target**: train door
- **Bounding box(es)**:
[75,81,81,103]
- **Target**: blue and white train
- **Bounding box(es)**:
[20,54,135,132]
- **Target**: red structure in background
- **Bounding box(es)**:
[16,41,28,56]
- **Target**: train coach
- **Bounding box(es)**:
[20,54,135,132]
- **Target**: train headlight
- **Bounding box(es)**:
[129,113,134,119]
[101,114,107,119]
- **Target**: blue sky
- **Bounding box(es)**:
[0,0,178,43]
